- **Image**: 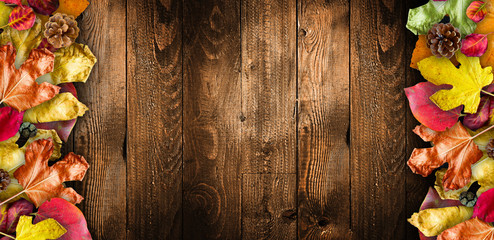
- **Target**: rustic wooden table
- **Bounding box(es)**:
[71,0,431,239]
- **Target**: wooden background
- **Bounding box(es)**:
[68,0,433,239]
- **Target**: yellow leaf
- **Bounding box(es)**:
[24,92,88,123]
[16,216,66,240]
[55,0,89,18]
[408,206,473,237]
[418,53,493,113]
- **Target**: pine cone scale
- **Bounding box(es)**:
[44,13,80,49]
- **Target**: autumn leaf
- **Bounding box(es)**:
[0,199,34,234]
[0,107,24,142]
[463,96,494,130]
[0,2,12,27]
[418,53,493,113]
[15,215,66,240]
[410,35,459,69]
[405,82,462,131]
[54,0,88,18]
[467,1,488,22]
[27,0,59,15]
[34,198,92,240]
[462,33,489,57]
[12,139,88,207]
[408,122,484,190]
[437,218,494,239]
[408,206,473,237]
[23,92,88,123]
[0,44,60,112]
[0,18,43,68]
[473,188,494,222]
[7,4,35,31]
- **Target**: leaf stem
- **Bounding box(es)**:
[0,190,25,207]
[0,231,15,239]
[471,124,494,140]
[482,90,494,98]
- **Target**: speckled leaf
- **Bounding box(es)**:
[8,5,35,31]
[467,1,487,22]
[27,0,59,15]
[462,33,489,57]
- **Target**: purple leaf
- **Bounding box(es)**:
[461,33,489,57]
[463,96,494,130]
[27,0,59,15]
[0,199,34,234]
[473,188,494,222]
[37,38,58,53]
[0,0,21,4]
[0,107,24,142]
[405,82,462,131]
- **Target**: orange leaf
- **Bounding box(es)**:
[438,218,494,239]
[408,122,483,190]
[410,35,459,69]
[13,139,89,208]
[54,0,89,18]
[0,44,60,112]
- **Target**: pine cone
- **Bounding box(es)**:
[44,13,80,49]
[426,23,461,59]
[487,139,494,158]
[0,169,11,192]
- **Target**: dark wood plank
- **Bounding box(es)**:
[297,0,352,238]
[242,174,297,239]
[183,0,242,239]
[73,0,127,239]
[241,0,297,174]
[405,0,433,239]
[350,0,408,239]
[127,0,183,238]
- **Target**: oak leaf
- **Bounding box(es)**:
[437,218,494,240]
[13,139,89,207]
[0,44,59,112]
[418,53,493,113]
[408,122,483,190]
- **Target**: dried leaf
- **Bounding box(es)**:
[437,218,494,239]
[467,1,488,22]
[0,2,12,26]
[408,206,473,237]
[36,38,57,53]
[0,107,24,142]
[0,199,34,234]
[0,44,59,112]
[473,188,494,222]
[54,0,88,18]
[480,34,494,68]
[463,96,494,130]
[37,43,97,85]
[408,122,483,190]
[8,5,35,31]
[0,18,43,68]
[462,33,489,57]
[411,35,460,69]
[34,198,92,240]
[27,0,59,15]
[15,215,66,240]
[405,82,462,131]
[417,53,493,113]
[14,139,89,207]
[23,92,87,124]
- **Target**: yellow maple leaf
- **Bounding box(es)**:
[418,53,493,113]
[408,206,473,237]
[55,0,89,18]
[15,216,66,240]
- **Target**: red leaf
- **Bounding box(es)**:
[473,188,494,222]
[0,0,21,4]
[438,218,494,239]
[464,96,494,130]
[27,0,59,15]
[36,38,58,53]
[0,107,23,142]
[467,1,488,23]
[34,198,92,240]
[8,5,35,31]
[405,82,462,132]
[462,33,489,57]
[0,199,34,234]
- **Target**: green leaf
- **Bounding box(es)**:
[0,17,43,68]
[407,0,477,37]
[37,43,97,85]
[0,2,12,27]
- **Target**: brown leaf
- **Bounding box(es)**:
[13,139,89,208]
[408,122,483,190]
[438,218,494,239]
[0,44,59,112]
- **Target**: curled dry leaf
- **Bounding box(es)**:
[0,44,59,112]
[408,206,473,237]
[437,218,494,240]
[13,139,88,207]
[467,1,488,23]
[462,33,489,57]
[408,122,483,190]
[405,82,462,131]
[0,107,24,142]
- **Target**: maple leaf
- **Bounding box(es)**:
[0,44,59,112]
[408,122,484,190]
[437,218,494,239]
[10,139,89,208]
[418,53,493,114]
[15,215,66,240]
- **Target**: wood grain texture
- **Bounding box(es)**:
[297,0,351,239]
[127,0,183,239]
[242,174,297,239]
[183,0,242,239]
[241,0,297,174]
[73,0,127,239]
[350,0,408,239]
